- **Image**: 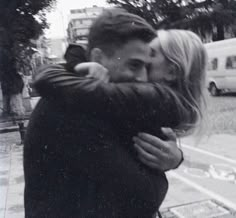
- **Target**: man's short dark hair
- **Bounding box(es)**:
[87,8,156,56]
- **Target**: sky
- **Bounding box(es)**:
[46,0,110,38]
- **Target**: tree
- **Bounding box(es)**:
[107,0,236,41]
[168,0,236,41]
[107,0,185,29]
[0,0,56,116]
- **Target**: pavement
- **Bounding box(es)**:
[160,135,236,217]
[1,122,236,217]
[0,97,40,133]
[0,132,24,218]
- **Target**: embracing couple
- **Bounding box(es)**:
[24,8,207,218]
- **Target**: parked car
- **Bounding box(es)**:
[205,38,236,96]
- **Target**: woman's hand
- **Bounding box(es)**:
[74,62,109,83]
[133,128,183,172]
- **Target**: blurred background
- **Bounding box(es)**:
[1,1,236,217]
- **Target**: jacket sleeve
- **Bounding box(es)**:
[34,64,188,128]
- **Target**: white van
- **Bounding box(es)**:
[205,38,236,96]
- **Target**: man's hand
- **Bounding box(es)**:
[74,62,109,83]
[133,128,183,172]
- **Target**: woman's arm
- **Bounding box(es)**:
[34,64,188,128]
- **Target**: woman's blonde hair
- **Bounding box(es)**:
[157,29,208,136]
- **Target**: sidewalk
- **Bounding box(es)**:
[0,97,40,129]
[160,173,236,217]
[0,132,236,218]
[0,97,41,134]
[0,132,24,218]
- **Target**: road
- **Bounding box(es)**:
[160,134,236,217]
[27,95,236,217]
[1,95,236,218]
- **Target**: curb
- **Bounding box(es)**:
[0,126,19,134]
[0,119,29,134]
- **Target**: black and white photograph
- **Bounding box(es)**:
[0,0,236,217]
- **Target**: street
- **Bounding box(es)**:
[1,0,236,217]
[161,135,236,217]
[1,95,236,218]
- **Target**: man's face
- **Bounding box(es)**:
[99,39,151,82]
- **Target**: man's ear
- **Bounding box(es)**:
[90,48,104,63]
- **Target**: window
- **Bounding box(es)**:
[74,19,83,26]
[71,9,82,14]
[226,56,236,69]
[207,58,218,71]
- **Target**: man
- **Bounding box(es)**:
[24,8,183,217]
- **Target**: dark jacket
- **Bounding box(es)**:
[24,65,188,218]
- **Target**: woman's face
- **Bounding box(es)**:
[148,37,172,82]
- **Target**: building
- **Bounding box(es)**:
[67,6,104,43]
[47,38,68,64]
[30,36,51,74]
[30,36,67,75]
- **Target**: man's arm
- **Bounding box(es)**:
[34,64,189,129]
[35,65,185,171]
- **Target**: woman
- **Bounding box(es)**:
[34,30,207,217]
[148,29,207,134]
